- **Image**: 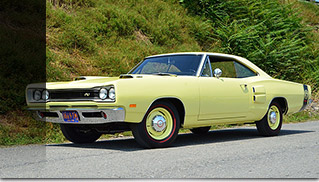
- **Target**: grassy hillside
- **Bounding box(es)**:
[46,0,319,90]
[283,0,319,95]
[46,0,209,81]
[0,0,318,146]
[181,0,319,91]
[0,0,47,146]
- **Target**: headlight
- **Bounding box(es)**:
[42,90,49,100]
[34,90,42,101]
[109,88,115,100]
[99,88,108,100]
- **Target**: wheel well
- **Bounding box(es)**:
[272,97,288,114]
[153,98,185,127]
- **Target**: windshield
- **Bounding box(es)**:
[129,55,203,76]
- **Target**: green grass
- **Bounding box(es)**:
[1,0,319,146]
[284,0,319,25]
[45,0,207,81]
[280,0,319,93]
[0,111,46,146]
[285,111,319,123]
[181,0,319,90]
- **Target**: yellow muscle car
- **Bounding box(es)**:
[26,52,311,148]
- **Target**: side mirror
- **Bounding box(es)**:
[213,68,222,78]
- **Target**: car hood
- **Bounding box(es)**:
[48,77,121,89]
[27,76,120,90]
[27,74,178,90]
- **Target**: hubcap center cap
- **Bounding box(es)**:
[152,115,167,132]
[269,111,277,124]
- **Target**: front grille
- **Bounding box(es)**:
[49,89,99,101]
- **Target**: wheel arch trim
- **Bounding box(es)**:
[144,97,186,126]
[268,97,289,115]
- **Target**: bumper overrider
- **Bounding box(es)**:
[28,107,125,124]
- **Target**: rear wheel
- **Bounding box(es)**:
[256,101,283,136]
[131,101,180,148]
[60,124,101,144]
[190,126,211,135]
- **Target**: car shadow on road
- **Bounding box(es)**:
[173,128,313,148]
[47,128,313,151]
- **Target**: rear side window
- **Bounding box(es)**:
[207,55,257,78]
[234,61,257,78]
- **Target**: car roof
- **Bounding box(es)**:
[145,52,243,59]
[145,52,271,78]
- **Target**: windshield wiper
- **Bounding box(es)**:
[153,72,177,77]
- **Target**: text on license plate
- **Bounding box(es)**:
[61,111,79,123]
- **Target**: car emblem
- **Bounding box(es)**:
[84,93,90,97]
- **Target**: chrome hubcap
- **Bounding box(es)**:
[152,115,167,132]
[269,111,277,124]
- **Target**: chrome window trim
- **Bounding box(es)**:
[208,57,213,77]
[127,59,144,74]
[196,53,207,76]
[199,56,213,77]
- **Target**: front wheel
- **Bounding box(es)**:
[60,124,101,144]
[256,102,283,136]
[131,101,180,148]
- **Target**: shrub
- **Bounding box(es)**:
[181,0,318,84]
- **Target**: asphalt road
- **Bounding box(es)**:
[1,121,319,178]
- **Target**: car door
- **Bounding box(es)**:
[198,55,256,122]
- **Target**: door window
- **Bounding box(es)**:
[203,55,257,78]
[212,61,237,78]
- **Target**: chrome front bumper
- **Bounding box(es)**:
[29,107,125,124]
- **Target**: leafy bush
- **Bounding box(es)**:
[181,0,319,88]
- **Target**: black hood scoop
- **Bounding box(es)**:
[119,74,134,79]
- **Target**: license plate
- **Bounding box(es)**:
[61,111,79,123]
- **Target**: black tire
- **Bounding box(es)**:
[256,101,283,136]
[131,101,180,148]
[60,124,101,144]
[190,126,211,135]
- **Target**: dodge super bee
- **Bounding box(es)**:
[26,52,311,148]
